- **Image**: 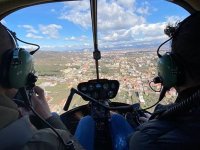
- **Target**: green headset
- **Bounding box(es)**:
[157,52,180,89]
[0,28,35,89]
[153,23,184,101]
[154,22,184,91]
[152,50,181,101]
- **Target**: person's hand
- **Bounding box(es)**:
[139,113,151,123]
[5,88,18,99]
[31,86,52,119]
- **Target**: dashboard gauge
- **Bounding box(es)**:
[108,91,114,98]
[96,83,102,89]
[80,86,87,91]
[103,83,109,90]
[111,83,116,89]
[77,79,119,100]
[88,84,94,91]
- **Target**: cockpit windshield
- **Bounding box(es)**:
[2,0,189,113]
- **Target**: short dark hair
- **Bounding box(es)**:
[172,12,200,81]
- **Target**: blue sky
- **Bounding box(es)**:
[1,0,189,51]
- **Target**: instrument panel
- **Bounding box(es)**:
[77,79,119,100]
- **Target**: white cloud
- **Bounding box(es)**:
[18,24,44,39]
[116,0,135,9]
[19,25,38,33]
[62,1,90,12]
[39,24,63,38]
[98,1,145,31]
[83,43,90,46]
[26,33,43,39]
[65,36,76,41]
[2,1,187,51]
[60,0,145,30]
[65,35,88,41]
[99,21,170,50]
[59,0,163,50]
[101,21,167,40]
[60,1,91,28]
[136,6,149,15]
[18,24,63,39]
[37,43,92,51]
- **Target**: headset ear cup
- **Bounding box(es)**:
[8,49,35,88]
[157,53,179,89]
[0,49,35,88]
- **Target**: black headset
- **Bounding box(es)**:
[0,27,35,89]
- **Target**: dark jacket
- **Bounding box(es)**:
[129,89,200,150]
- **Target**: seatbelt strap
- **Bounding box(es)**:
[0,115,36,150]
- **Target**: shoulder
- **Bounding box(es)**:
[129,118,200,150]
[129,119,172,150]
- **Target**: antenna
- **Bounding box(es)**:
[90,0,101,80]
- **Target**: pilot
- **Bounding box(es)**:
[129,12,200,150]
[0,23,83,150]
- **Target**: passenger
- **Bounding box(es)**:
[129,12,200,150]
[0,23,83,150]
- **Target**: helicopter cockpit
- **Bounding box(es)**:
[0,0,200,150]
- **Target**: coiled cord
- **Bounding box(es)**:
[159,90,200,119]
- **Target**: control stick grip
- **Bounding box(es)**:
[63,89,75,111]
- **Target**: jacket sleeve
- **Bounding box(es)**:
[30,114,67,130]
[46,114,67,130]
[128,119,193,150]
[22,128,84,150]
[129,119,169,150]
[129,129,161,150]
